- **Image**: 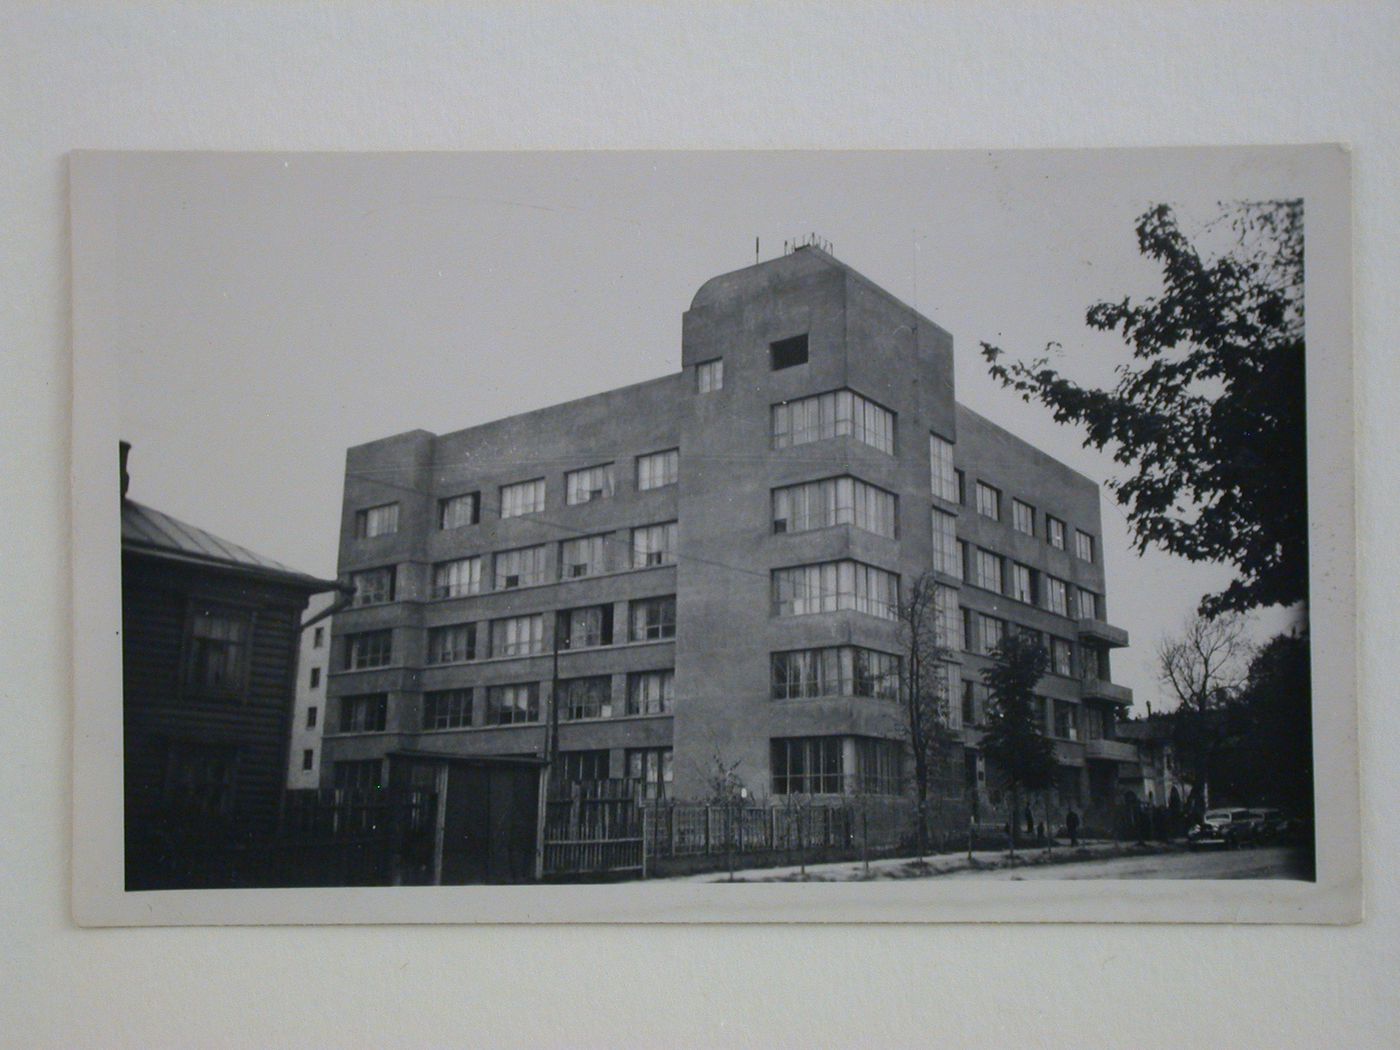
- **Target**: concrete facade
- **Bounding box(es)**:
[322,247,1134,817]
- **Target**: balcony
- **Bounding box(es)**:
[1080,677,1134,706]
[1077,617,1130,648]
[1083,737,1140,764]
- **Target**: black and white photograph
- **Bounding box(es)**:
[69,146,1357,924]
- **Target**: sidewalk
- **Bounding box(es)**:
[663,839,1182,882]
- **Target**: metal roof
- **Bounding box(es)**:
[121,498,338,591]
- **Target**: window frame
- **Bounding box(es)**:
[438,492,481,530]
[565,462,616,506]
[485,682,540,725]
[1075,529,1096,563]
[341,628,393,671]
[629,595,677,641]
[696,358,724,393]
[338,693,388,734]
[636,448,679,491]
[431,556,483,600]
[180,601,254,699]
[975,481,1002,522]
[1046,515,1067,550]
[423,688,474,730]
[1012,499,1036,536]
[499,478,546,519]
[631,521,678,568]
[350,565,396,607]
[426,622,477,665]
[356,502,400,539]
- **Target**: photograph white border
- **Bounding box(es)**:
[70,145,1359,927]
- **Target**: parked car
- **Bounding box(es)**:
[1253,808,1290,843]
[1187,808,1263,849]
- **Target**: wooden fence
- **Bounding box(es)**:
[543,779,644,877]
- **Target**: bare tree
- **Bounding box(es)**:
[1157,613,1252,814]
[895,572,961,863]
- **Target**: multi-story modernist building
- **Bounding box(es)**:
[286,592,336,789]
[322,247,1133,823]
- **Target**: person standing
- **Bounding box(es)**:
[1066,808,1080,847]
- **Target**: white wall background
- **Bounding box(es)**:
[3,3,1397,1046]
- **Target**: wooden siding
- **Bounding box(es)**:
[122,552,319,861]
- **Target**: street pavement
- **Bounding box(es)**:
[667,842,1312,883]
[944,844,1310,881]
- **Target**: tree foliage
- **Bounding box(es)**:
[979,632,1055,848]
[982,200,1306,617]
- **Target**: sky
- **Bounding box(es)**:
[79,148,1315,715]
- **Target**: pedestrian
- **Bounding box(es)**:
[1024,805,1034,836]
[1066,808,1080,847]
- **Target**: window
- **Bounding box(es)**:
[854,738,905,795]
[976,614,1006,656]
[351,567,395,606]
[973,549,1004,593]
[485,683,539,725]
[956,540,969,582]
[333,759,384,792]
[771,737,844,795]
[631,522,678,567]
[627,670,675,714]
[770,333,809,370]
[183,604,250,694]
[770,647,900,701]
[432,556,482,599]
[438,493,480,529]
[1045,576,1070,617]
[1054,700,1079,741]
[696,358,723,393]
[771,390,895,454]
[629,596,677,641]
[342,630,392,670]
[1077,588,1100,620]
[772,477,896,538]
[491,614,544,658]
[771,561,899,620]
[309,667,321,689]
[627,748,674,799]
[962,681,988,727]
[1050,637,1074,677]
[356,503,399,538]
[301,748,315,772]
[559,534,608,579]
[636,448,679,491]
[929,434,958,502]
[931,508,959,576]
[494,545,548,589]
[306,706,317,728]
[559,676,614,720]
[1012,499,1035,536]
[427,623,476,664]
[555,750,611,785]
[499,478,545,518]
[1011,563,1034,604]
[1047,515,1066,550]
[565,463,615,505]
[339,693,387,733]
[954,469,966,505]
[312,626,324,648]
[975,481,1001,521]
[962,608,975,654]
[423,688,473,729]
[933,585,960,650]
[1075,529,1095,563]
[556,604,613,649]
[163,742,239,816]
